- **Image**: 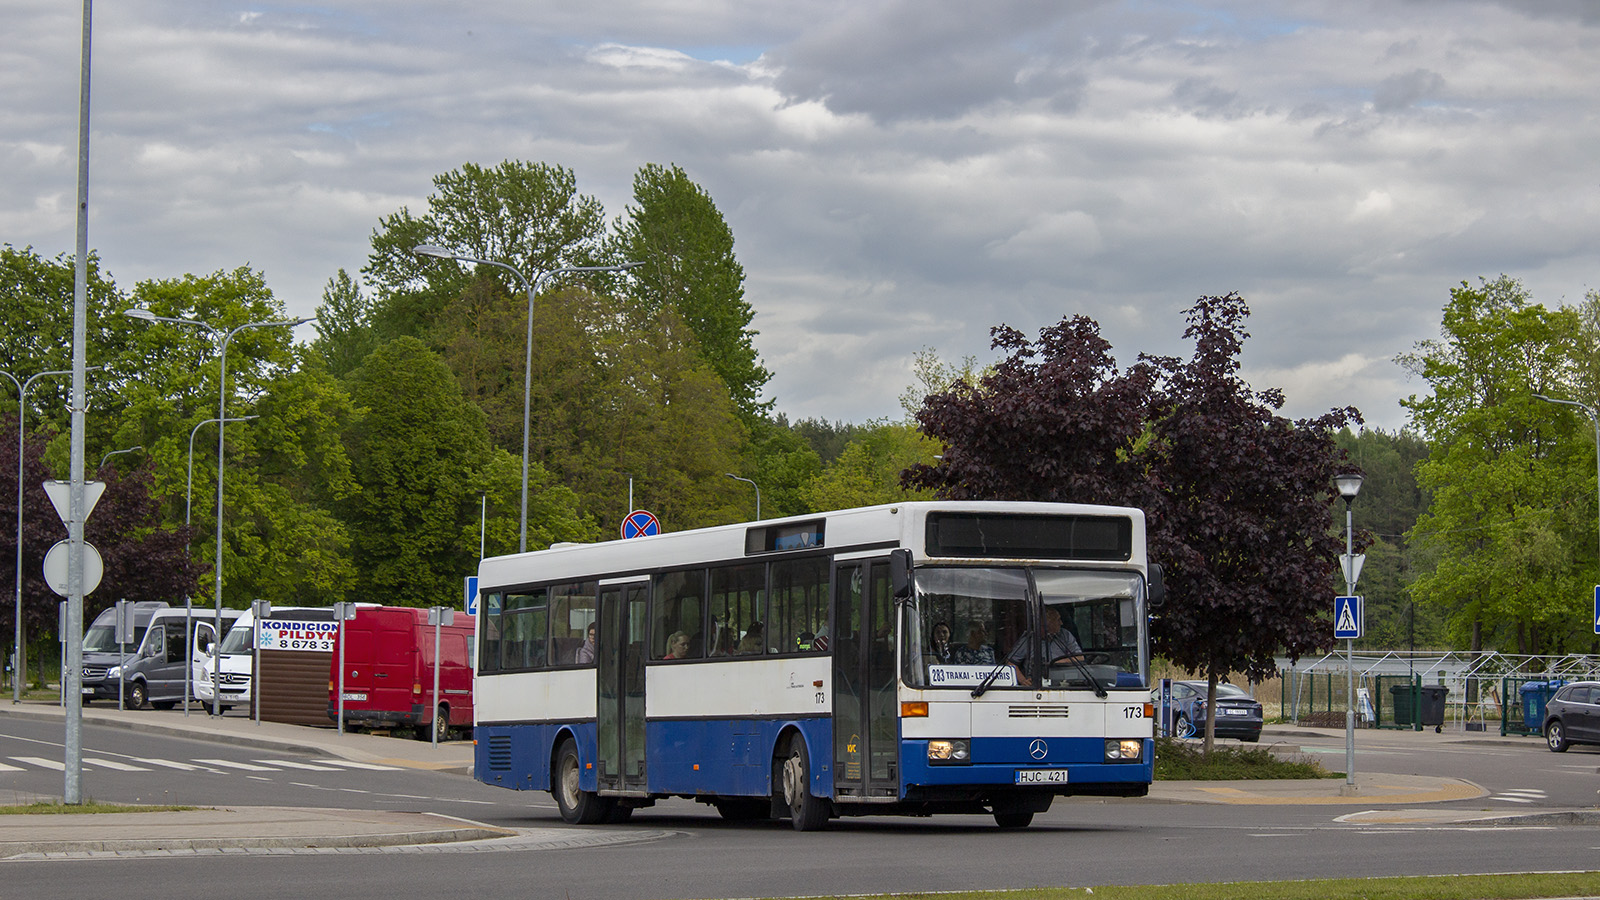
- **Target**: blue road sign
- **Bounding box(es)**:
[622,509,660,540]
[1593,585,1599,635]
[464,575,479,616]
[1334,595,1363,640]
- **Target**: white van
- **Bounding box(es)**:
[195,606,334,712]
[83,605,242,709]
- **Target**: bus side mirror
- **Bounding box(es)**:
[1147,564,1165,607]
[890,548,913,601]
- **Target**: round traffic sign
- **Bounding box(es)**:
[622,509,660,539]
[42,540,104,597]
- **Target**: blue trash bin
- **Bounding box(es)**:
[1520,681,1563,731]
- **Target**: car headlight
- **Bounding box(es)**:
[927,739,971,764]
[106,666,121,680]
[1105,739,1142,761]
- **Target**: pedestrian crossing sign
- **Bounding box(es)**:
[1334,595,1363,640]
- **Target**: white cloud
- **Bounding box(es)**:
[2,0,1597,439]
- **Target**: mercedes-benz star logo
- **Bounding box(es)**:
[1029,739,1048,760]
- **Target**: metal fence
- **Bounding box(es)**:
[1278,651,1600,736]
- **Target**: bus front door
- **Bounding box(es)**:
[597,583,648,794]
[832,559,898,801]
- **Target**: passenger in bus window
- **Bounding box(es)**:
[738,622,764,655]
[929,622,954,664]
[954,623,995,665]
[575,623,597,665]
[710,625,737,657]
[664,631,690,659]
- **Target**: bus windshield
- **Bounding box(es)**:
[903,567,1146,690]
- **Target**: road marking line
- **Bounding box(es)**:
[254,759,342,771]
[132,758,213,772]
[84,757,151,771]
[0,761,23,772]
[193,758,278,772]
[314,759,401,770]
[10,756,64,771]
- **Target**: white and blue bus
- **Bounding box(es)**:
[472,500,1161,830]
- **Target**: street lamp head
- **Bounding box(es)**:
[124,307,156,321]
[412,243,455,260]
[1334,473,1364,503]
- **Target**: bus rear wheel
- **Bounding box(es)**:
[553,740,612,825]
[780,738,829,831]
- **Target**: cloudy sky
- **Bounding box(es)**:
[6,1,1598,432]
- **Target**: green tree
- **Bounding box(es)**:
[342,338,500,604]
[736,417,823,520]
[609,164,771,422]
[802,421,940,511]
[1333,428,1441,650]
[363,161,607,345]
[310,269,378,379]
[1400,276,1593,655]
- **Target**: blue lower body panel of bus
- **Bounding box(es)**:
[474,718,829,798]
[900,736,1153,798]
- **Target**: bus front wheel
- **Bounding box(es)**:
[553,740,612,825]
[780,738,829,831]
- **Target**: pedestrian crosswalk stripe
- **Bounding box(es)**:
[10,756,64,771]
[254,759,341,771]
[133,757,213,771]
[0,761,23,772]
[84,757,151,771]
[192,758,278,772]
[315,759,401,770]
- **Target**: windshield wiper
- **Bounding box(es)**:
[970,658,1012,698]
[1056,653,1109,699]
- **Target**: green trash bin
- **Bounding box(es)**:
[1418,685,1449,731]
[1390,683,1414,726]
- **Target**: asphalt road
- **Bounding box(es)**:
[3,716,1598,900]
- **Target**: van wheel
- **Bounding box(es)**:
[553,740,612,825]
[417,704,449,742]
[126,681,148,710]
[780,737,829,831]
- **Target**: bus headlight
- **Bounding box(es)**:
[927,739,970,764]
[1105,739,1142,761]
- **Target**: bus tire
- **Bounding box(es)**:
[780,737,829,831]
[553,740,611,825]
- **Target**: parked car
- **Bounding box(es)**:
[328,605,475,742]
[83,604,242,709]
[1161,680,1263,742]
[1542,681,1600,752]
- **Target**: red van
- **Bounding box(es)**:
[327,605,475,742]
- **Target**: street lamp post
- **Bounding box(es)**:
[97,445,142,472]
[1533,394,1600,565]
[726,473,761,521]
[412,244,642,553]
[1334,472,1363,795]
[183,416,255,716]
[2,367,74,704]
[125,309,306,716]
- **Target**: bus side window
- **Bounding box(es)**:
[769,557,828,655]
[652,569,705,660]
[479,593,502,674]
